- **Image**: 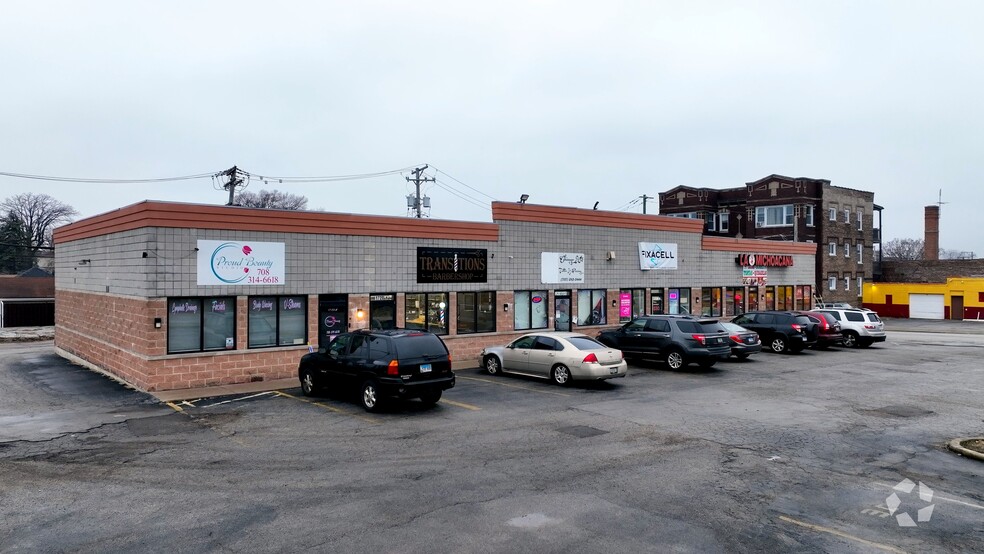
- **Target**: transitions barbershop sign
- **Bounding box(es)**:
[417,248,488,283]
[196,240,286,285]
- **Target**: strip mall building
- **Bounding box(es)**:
[53,201,816,392]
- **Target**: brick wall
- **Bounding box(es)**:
[56,290,307,392]
[880,260,984,283]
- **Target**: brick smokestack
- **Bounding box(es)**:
[924,205,939,260]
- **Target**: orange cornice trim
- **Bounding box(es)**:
[53,201,499,243]
[491,202,705,233]
[702,236,818,255]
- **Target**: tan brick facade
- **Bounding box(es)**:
[55,290,307,392]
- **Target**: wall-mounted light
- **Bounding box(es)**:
[356,308,365,319]
[154,317,162,329]
[78,259,91,266]
[503,303,510,312]
[611,299,617,307]
[142,252,149,258]
[518,194,529,204]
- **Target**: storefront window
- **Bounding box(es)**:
[514,290,548,330]
[667,288,691,314]
[405,293,449,335]
[725,287,743,317]
[764,286,776,310]
[248,296,307,348]
[650,288,664,314]
[168,297,236,354]
[618,289,645,322]
[369,293,397,330]
[456,291,496,334]
[748,287,758,311]
[576,289,606,326]
[775,286,793,311]
[700,287,722,317]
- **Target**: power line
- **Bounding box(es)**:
[0,170,220,183]
[429,166,498,201]
[239,166,421,183]
[432,179,492,212]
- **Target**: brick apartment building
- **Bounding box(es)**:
[658,174,880,305]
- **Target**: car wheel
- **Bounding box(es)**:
[697,359,716,369]
[551,364,572,386]
[300,368,318,397]
[360,380,383,412]
[665,349,686,370]
[484,355,502,375]
[419,388,442,406]
[769,336,787,353]
[842,331,860,348]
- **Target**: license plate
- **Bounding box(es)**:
[420,364,431,373]
[610,367,619,374]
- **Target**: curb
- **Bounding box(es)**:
[947,438,984,462]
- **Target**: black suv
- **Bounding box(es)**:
[297,329,455,412]
[731,311,817,353]
[597,315,731,369]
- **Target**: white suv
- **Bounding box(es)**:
[816,308,886,348]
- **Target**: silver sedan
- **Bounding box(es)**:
[480,332,628,386]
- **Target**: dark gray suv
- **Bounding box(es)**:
[597,315,731,369]
[298,329,455,412]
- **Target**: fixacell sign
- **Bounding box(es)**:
[197,240,286,285]
[638,243,678,270]
[735,253,794,267]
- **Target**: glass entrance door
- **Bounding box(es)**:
[318,294,348,349]
[554,290,571,332]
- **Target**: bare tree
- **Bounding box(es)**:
[1,193,79,257]
[882,238,924,260]
[234,189,308,210]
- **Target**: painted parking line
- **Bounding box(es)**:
[440,398,481,411]
[777,515,907,554]
[274,391,379,424]
[199,391,277,408]
[458,375,571,397]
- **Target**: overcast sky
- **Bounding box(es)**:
[2,1,981,255]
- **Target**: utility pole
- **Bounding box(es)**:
[406,165,434,218]
[223,166,243,206]
[639,194,653,214]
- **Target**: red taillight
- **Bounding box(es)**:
[387,360,399,375]
[791,324,802,332]
[582,353,599,363]
[730,334,742,344]
[447,353,452,363]
[692,334,706,345]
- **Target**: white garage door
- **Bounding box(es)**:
[909,293,945,319]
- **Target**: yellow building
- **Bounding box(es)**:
[864,278,984,320]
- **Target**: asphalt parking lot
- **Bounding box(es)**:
[1,323,983,553]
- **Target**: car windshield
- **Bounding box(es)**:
[566,336,607,350]
[794,315,813,326]
[719,321,747,333]
[865,312,882,322]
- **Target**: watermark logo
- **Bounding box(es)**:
[885,478,934,527]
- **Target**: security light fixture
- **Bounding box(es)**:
[519,194,529,204]
[356,308,365,319]
[154,317,162,329]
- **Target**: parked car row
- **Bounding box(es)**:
[296,308,886,412]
